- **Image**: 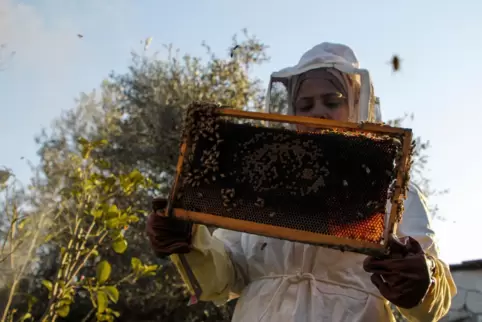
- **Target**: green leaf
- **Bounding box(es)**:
[78,137,92,159]
[128,169,143,183]
[18,217,30,229]
[0,169,11,185]
[97,290,108,313]
[77,137,89,145]
[82,147,92,159]
[42,280,53,292]
[112,238,128,254]
[108,204,119,213]
[109,229,123,239]
[20,313,32,321]
[107,213,130,229]
[128,215,139,223]
[105,204,120,220]
[131,257,142,272]
[145,264,158,273]
[91,209,103,219]
[96,159,111,169]
[27,295,38,310]
[92,139,108,147]
[56,304,70,317]
[103,176,117,191]
[122,182,135,194]
[44,233,54,242]
[105,217,121,229]
[96,260,111,284]
[103,286,119,303]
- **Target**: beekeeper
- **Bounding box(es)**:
[146,42,456,322]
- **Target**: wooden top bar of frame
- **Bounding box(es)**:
[216,108,412,135]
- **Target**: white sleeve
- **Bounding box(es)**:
[170,226,249,304]
[212,228,250,295]
[395,182,439,257]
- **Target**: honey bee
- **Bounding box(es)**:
[390,55,401,72]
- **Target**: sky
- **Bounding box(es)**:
[0,0,481,264]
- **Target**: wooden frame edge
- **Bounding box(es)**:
[167,105,413,253]
[217,108,411,135]
[384,130,414,241]
[165,142,188,218]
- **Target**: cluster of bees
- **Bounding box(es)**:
[181,103,224,187]
[299,127,399,144]
[386,138,416,223]
[234,131,333,197]
[221,188,236,211]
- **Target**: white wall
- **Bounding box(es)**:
[441,269,482,322]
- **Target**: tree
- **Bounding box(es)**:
[1,30,267,321]
[102,30,268,190]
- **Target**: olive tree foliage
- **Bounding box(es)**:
[1,29,439,322]
[1,30,266,321]
[0,169,39,322]
[1,140,160,322]
[102,29,268,194]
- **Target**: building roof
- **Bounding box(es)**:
[450,259,482,271]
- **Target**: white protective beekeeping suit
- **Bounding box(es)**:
[169,42,455,322]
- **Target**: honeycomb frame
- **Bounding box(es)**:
[165,102,414,256]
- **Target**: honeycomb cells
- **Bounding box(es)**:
[176,105,403,245]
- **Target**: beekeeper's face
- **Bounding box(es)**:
[293,69,349,130]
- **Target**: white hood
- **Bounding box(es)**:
[265,42,382,123]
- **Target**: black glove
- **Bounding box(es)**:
[146,197,193,257]
[363,236,436,309]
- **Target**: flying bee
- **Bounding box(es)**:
[389,55,401,72]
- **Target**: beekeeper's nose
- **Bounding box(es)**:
[309,98,332,119]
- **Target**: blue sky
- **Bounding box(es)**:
[0,0,480,264]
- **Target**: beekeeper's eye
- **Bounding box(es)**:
[294,97,314,112]
[295,92,347,114]
[323,92,346,109]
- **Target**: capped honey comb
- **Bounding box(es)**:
[165,102,414,256]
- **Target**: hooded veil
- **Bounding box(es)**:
[265,42,382,123]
